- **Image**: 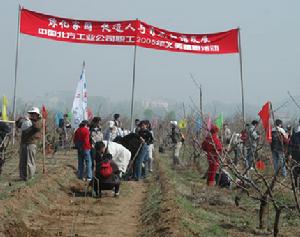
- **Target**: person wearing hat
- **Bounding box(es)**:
[103,121,118,141]
[19,107,42,181]
[170,121,184,166]
[271,119,288,177]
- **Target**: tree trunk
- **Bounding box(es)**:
[259,197,268,229]
[273,208,282,237]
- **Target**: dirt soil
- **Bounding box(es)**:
[2,149,299,237]
[0,151,147,237]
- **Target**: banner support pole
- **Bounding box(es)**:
[238,27,245,127]
[42,118,46,174]
[12,5,22,145]
[130,43,137,131]
[200,84,203,120]
[82,60,87,121]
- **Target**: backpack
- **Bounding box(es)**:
[218,170,231,188]
[170,127,182,143]
[58,118,65,128]
[99,160,113,178]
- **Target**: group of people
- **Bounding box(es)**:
[200,118,300,188]
[72,115,155,197]
[15,108,157,197]
[12,105,300,195]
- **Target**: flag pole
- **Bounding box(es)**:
[12,5,22,145]
[82,60,87,120]
[189,73,203,138]
[130,43,137,131]
[269,102,275,171]
[200,84,203,120]
[42,118,46,174]
[198,85,203,139]
[238,27,245,127]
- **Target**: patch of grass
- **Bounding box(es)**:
[180,169,201,181]
[177,195,221,222]
[204,224,227,237]
[0,181,28,200]
[284,211,300,227]
[159,153,260,237]
[159,154,197,186]
[177,194,232,236]
[273,190,295,204]
[0,192,9,200]
[140,175,163,237]
[157,154,227,236]
[25,174,42,187]
[182,217,205,235]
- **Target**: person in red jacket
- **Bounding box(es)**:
[73,120,92,181]
[202,125,222,186]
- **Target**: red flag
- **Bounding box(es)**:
[255,160,266,171]
[20,8,239,54]
[258,102,272,143]
[42,105,48,119]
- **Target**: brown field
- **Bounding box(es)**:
[0,147,299,237]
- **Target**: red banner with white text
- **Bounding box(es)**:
[20,8,239,54]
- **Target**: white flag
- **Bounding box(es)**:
[71,63,88,128]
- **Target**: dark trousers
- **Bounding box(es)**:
[93,176,120,196]
[293,166,300,188]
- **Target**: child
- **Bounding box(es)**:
[93,142,120,198]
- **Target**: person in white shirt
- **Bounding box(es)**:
[95,140,131,175]
[223,124,232,145]
[243,120,260,170]
[229,132,243,165]
[103,121,118,141]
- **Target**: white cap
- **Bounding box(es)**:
[170,121,177,126]
[27,107,41,116]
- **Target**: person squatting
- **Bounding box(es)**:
[73,116,155,197]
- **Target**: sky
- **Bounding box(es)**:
[1,0,300,111]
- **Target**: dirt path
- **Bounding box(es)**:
[0,152,147,237]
